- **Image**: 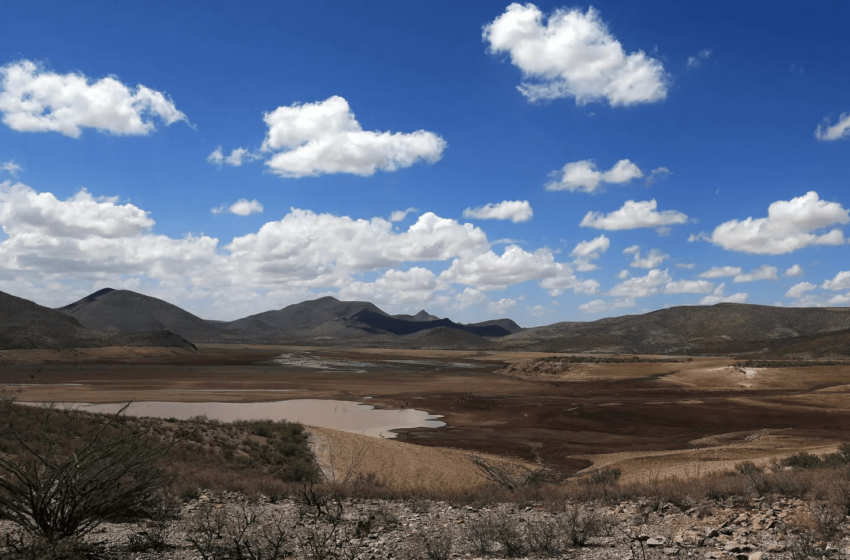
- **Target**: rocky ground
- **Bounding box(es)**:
[1,490,844,559]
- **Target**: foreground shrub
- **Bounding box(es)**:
[187,502,294,560]
[0,403,169,543]
[469,453,548,491]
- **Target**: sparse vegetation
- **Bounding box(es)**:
[734,359,850,368]
[2,394,850,558]
[0,402,169,543]
[539,355,684,364]
[470,453,549,491]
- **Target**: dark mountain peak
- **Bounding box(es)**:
[57,289,226,341]
[225,296,386,333]
[353,309,511,337]
[84,287,114,302]
[0,290,195,350]
[468,318,523,334]
[414,310,440,320]
[311,296,340,305]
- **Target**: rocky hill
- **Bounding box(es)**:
[223,296,385,334]
[391,310,441,322]
[0,290,195,350]
[352,309,511,337]
[58,288,230,341]
[500,303,850,355]
[219,296,516,342]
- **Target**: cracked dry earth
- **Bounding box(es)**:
[1,491,845,559]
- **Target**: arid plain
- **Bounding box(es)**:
[4,343,850,486]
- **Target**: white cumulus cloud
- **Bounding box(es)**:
[455,287,488,309]
[488,298,517,315]
[208,147,257,167]
[227,210,488,278]
[0,182,153,238]
[699,283,748,305]
[0,181,217,281]
[441,244,569,291]
[579,297,635,314]
[822,271,850,291]
[570,234,609,271]
[816,113,850,141]
[700,266,742,278]
[260,96,446,178]
[546,159,642,193]
[339,267,449,307]
[580,199,688,230]
[463,200,533,222]
[0,181,617,318]
[483,4,667,106]
[784,264,804,277]
[733,265,778,283]
[389,208,417,222]
[786,282,817,298]
[212,199,264,216]
[664,279,714,294]
[1,160,21,176]
[0,60,186,137]
[610,268,671,298]
[623,246,668,268]
[710,191,849,254]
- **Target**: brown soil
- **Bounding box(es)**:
[3,345,850,483]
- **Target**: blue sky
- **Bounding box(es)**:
[1,1,849,326]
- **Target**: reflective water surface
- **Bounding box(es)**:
[66,399,445,438]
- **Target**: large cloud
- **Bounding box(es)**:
[259,96,446,177]
[0,182,153,238]
[0,182,606,318]
[0,60,186,137]
[225,210,488,283]
[816,113,850,141]
[546,159,642,193]
[580,199,687,230]
[463,200,533,222]
[441,244,568,291]
[483,4,667,106]
[609,268,671,298]
[710,192,849,254]
[0,183,217,279]
[339,267,450,307]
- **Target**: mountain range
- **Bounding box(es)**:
[3,286,850,356]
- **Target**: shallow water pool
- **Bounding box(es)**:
[60,399,445,439]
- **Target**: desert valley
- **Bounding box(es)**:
[3,2,850,558]
[2,288,850,559]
